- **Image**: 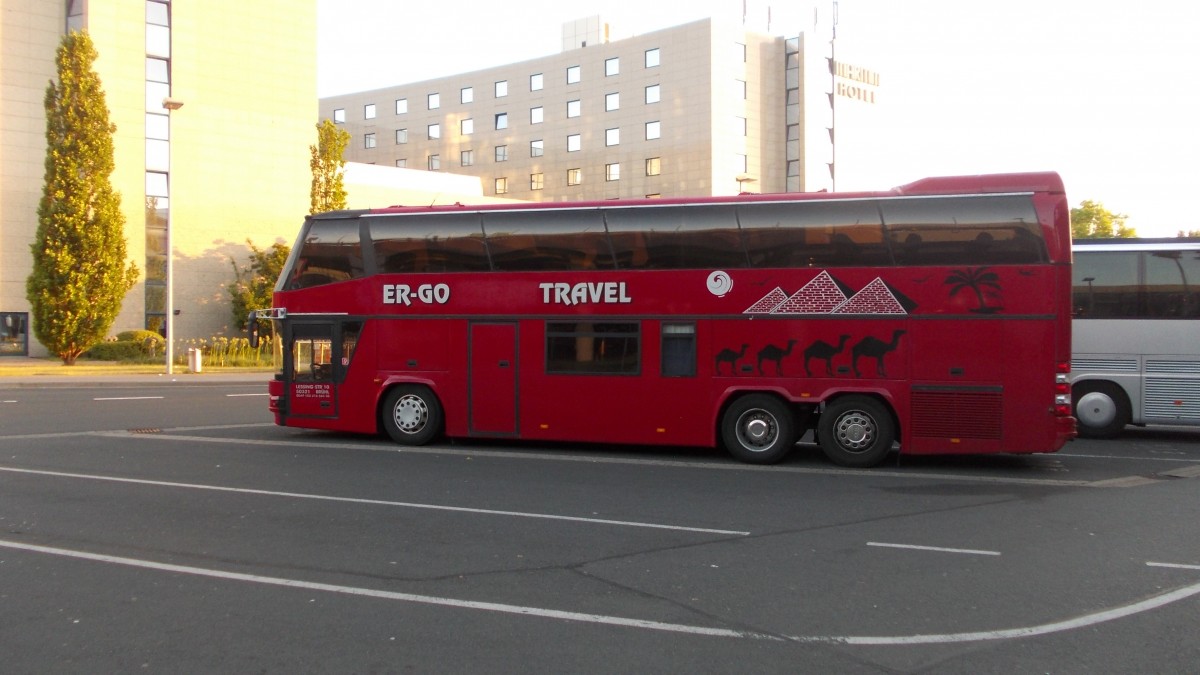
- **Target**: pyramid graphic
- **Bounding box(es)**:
[771,271,849,314]
[832,277,909,314]
[744,287,788,314]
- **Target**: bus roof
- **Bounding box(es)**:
[307,171,1064,220]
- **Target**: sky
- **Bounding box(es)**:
[317,0,1200,237]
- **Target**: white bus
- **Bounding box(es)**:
[1071,238,1200,437]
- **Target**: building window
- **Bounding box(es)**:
[531,173,544,190]
[461,87,473,104]
[531,73,544,91]
[645,48,660,68]
[567,100,581,118]
[735,116,746,136]
[735,42,746,62]
[364,104,376,119]
[567,65,580,84]
[567,168,582,186]
[395,99,408,115]
[605,92,619,111]
[567,134,581,152]
[428,123,441,139]
[646,157,661,176]
[396,128,408,144]
[396,159,407,168]
[461,118,474,135]
[736,79,747,99]
[645,121,661,140]
[495,145,508,162]
[495,177,508,194]
[495,80,508,97]
[530,139,544,157]
[606,163,620,181]
[531,106,544,124]
[735,153,747,174]
[428,154,440,170]
[333,108,345,124]
[605,57,619,76]
[645,84,660,104]
[461,149,474,166]
[428,93,440,109]
[364,133,376,149]
[495,112,508,129]
[606,128,619,146]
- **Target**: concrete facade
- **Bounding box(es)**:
[320,18,832,205]
[1,0,316,357]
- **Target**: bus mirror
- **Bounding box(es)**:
[247,312,260,349]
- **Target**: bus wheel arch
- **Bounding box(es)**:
[380,384,444,445]
[1072,380,1130,439]
[719,392,799,464]
[817,394,896,468]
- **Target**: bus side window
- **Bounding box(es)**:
[1145,250,1200,317]
[661,323,696,377]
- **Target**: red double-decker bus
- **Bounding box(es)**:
[250,172,1076,467]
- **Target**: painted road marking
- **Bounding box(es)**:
[225,393,269,397]
[867,542,1001,556]
[0,466,748,536]
[93,396,165,401]
[1147,561,1200,571]
[3,538,1198,646]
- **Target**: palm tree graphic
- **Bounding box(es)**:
[945,267,1002,313]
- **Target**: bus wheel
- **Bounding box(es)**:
[1072,381,1130,439]
[818,396,894,468]
[720,394,796,464]
[382,385,443,445]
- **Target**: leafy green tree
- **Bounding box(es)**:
[1177,229,1200,238]
[310,119,350,214]
[228,241,290,330]
[27,32,138,365]
[1071,200,1135,239]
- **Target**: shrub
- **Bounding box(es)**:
[116,329,164,354]
[83,340,143,361]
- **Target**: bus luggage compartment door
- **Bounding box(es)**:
[469,322,517,435]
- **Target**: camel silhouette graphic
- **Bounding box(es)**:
[804,334,850,376]
[757,339,797,376]
[852,330,906,378]
[715,344,748,375]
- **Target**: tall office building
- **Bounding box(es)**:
[1,0,316,358]
[320,16,836,204]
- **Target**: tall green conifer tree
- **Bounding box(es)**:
[27,32,139,364]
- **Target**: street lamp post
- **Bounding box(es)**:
[162,97,184,374]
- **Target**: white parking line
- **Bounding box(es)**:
[867,542,1001,556]
[1147,561,1200,571]
[4,538,1199,646]
[0,466,748,536]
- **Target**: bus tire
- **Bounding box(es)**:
[817,396,895,468]
[1072,381,1130,439]
[720,394,796,464]
[381,385,443,445]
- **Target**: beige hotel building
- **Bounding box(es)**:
[321,15,836,203]
[1,0,316,358]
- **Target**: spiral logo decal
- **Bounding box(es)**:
[707,270,733,297]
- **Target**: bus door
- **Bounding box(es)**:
[285,322,344,418]
[469,322,518,435]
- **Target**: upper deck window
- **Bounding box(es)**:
[605,205,745,270]
[482,210,611,271]
[370,215,490,273]
[284,218,365,290]
[881,195,1046,266]
[738,201,887,268]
